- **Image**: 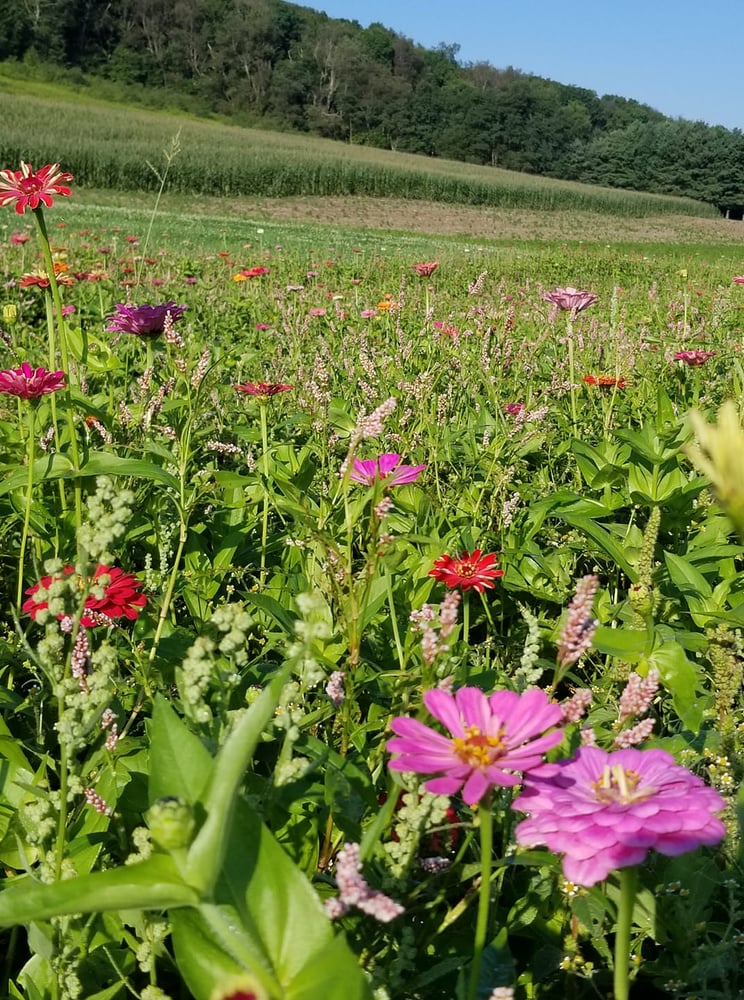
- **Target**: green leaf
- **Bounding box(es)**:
[647,642,705,733]
[0,855,198,928]
[148,696,214,806]
[185,665,291,893]
[591,625,651,661]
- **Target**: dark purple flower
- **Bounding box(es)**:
[106,302,186,338]
[512,746,726,887]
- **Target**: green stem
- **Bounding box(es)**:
[567,316,578,437]
[259,400,270,586]
[33,205,83,546]
[384,566,406,672]
[468,798,494,1000]
[16,406,36,614]
[614,866,637,1000]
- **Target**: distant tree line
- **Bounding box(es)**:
[5,0,744,214]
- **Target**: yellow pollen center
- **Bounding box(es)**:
[451,724,505,767]
[454,560,476,577]
[592,765,653,805]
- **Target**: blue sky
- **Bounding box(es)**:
[310,1,742,131]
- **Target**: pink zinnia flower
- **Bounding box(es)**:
[0,362,66,399]
[0,162,73,215]
[512,746,726,887]
[349,452,425,487]
[542,286,598,313]
[412,261,439,277]
[674,350,716,366]
[10,231,31,245]
[732,276,744,284]
[387,686,564,806]
[106,302,186,338]
[234,381,293,398]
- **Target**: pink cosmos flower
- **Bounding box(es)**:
[0,363,66,399]
[387,686,564,806]
[106,302,186,338]
[0,162,73,215]
[349,452,425,487]
[674,350,716,366]
[512,746,726,887]
[542,286,598,313]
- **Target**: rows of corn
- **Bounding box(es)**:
[1,85,719,219]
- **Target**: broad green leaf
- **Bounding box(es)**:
[663,551,713,598]
[148,696,214,806]
[647,642,705,733]
[0,855,198,928]
[185,665,290,892]
[592,625,651,661]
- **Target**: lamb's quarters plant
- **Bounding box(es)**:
[0,161,742,1000]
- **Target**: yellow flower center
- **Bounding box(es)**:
[454,559,477,578]
[451,724,505,767]
[592,764,654,805]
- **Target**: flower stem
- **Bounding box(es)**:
[567,316,578,437]
[16,406,36,614]
[258,401,271,586]
[614,865,637,1000]
[468,798,494,1000]
[384,566,406,672]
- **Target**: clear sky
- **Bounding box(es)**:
[309,0,742,131]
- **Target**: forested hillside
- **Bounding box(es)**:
[3,0,744,214]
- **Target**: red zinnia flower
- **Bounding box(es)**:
[429,549,504,593]
[582,374,627,389]
[0,362,66,399]
[234,381,294,398]
[412,261,439,278]
[233,266,270,281]
[0,162,73,215]
[23,564,146,627]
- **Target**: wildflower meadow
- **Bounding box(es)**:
[0,159,743,1000]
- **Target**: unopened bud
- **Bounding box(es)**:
[145,796,196,851]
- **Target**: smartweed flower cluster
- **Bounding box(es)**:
[0,160,740,1000]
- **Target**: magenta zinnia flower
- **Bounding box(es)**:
[0,363,66,399]
[512,746,726,887]
[0,162,73,215]
[387,686,564,806]
[674,349,716,366]
[234,381,294,398]
[106,302,186,338]
[542,286,598,313]
[349,452,425,487]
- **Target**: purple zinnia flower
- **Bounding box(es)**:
[512,746,726,887]
[542,286,598,314]
[349,452,425,487]
[387,687,564,806]
[106,302,186,338]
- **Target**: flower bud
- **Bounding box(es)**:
[145,796,196,851]
[2,304,18,325]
